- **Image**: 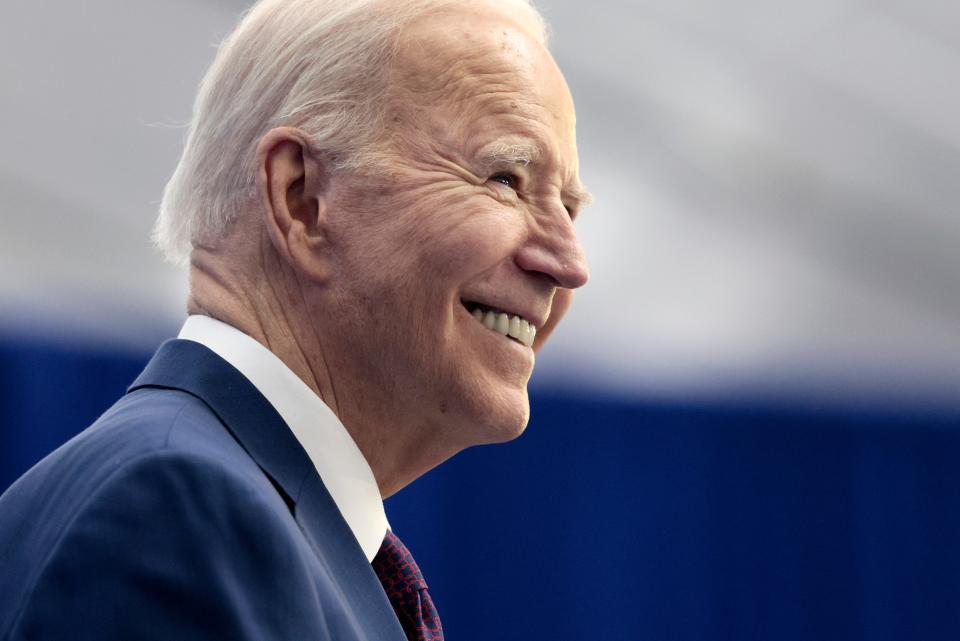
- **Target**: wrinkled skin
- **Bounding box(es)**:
[189,5,590,496]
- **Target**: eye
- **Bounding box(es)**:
[489,173,520,190]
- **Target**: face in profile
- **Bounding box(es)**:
[324,6,589,451]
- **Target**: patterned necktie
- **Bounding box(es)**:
[372,530,445,641]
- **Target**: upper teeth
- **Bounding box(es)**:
[470,307,536,347]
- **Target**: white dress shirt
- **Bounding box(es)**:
[178,314,388,563]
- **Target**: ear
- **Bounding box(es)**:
[255,127,333,283]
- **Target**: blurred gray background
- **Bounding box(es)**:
[2,0,959,410]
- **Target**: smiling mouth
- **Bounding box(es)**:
[462,300,537,347]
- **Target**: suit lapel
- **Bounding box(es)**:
[129,339,406,640]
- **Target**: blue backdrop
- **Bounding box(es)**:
[2,334,958,640]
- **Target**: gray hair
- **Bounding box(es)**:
[154,0,546,265]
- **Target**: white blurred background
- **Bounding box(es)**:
[2,0,959,409]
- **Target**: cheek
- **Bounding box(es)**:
[405,189,524,272]
[419,218,520,286]
[337,172,524,279]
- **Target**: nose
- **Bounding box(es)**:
[514,208,590,290]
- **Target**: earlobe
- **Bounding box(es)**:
[255,127,333,283]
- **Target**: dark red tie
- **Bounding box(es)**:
[372,530,445,641]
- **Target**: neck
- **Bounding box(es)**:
[187,247,333,402]
[186,245,457,498]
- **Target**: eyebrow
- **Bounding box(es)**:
[565,183,594,211]
[477,141,594,211]
[478,142,542,170]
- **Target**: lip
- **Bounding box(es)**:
[459,296,547,330]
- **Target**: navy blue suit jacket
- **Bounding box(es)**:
[0,339,407,641]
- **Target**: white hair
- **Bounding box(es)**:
[154,0,547,265]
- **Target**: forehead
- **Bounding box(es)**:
[386,7,580,174]
[392,6,549,87]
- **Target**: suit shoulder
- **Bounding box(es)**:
[0,390,293,636]
[94,386,238,455]
[1,386,285,557]
[2,446,323,641]
[4,387,257,507]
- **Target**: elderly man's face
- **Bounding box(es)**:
[325,7,589,448]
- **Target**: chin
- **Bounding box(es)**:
[463,383,531,446]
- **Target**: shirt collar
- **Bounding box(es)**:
[178,314,388,562]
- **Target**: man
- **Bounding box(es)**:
[0,0,589,638]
